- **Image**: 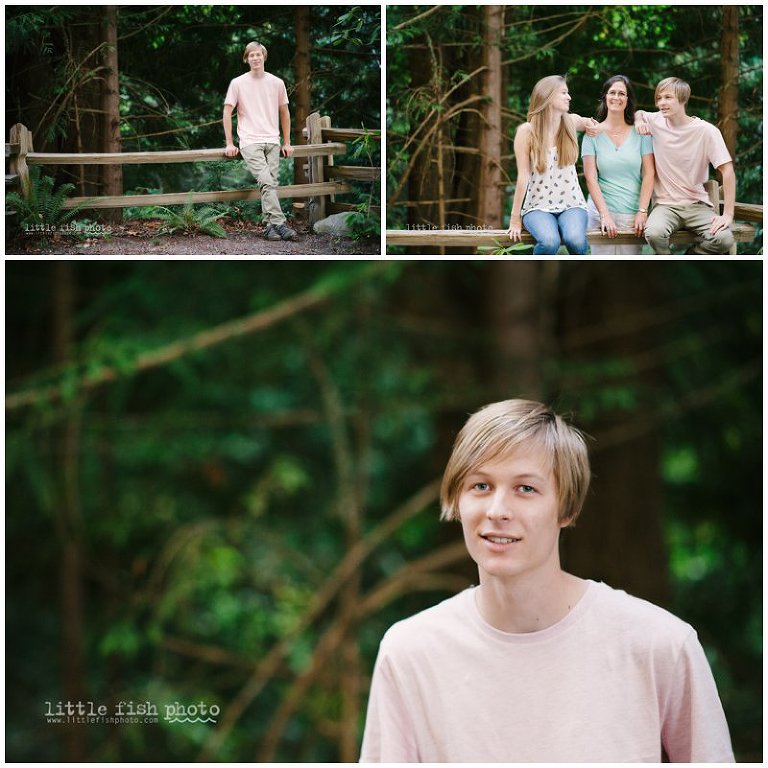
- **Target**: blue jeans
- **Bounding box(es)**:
[522,208,588,255]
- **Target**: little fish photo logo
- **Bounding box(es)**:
[43,699,219,726]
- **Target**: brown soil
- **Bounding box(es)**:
[5,217,381,256]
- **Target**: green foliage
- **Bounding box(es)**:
[5,167,94,236]
[138,195,228,238]
[347,207,381,240]
[345,130,381,240]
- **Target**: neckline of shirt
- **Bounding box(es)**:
[463,578,602,644]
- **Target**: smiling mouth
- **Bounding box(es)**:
[482,535,521,544]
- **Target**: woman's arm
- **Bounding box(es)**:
[583,153,617,238]
[634,153,655,235]
[570,113,600,136]
[507,123,532,241]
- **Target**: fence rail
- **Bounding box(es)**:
[7,112,380,225]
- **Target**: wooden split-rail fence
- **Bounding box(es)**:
[387,181,762,255]
[6,112,379,226]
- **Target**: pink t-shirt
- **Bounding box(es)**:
[224,71,289,148]
[646,112,732,206]
[360,580,734,762]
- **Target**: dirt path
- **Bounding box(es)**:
[6,218,381,257]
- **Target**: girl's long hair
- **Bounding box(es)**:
[594,74,636,124]
[527,75,579,173]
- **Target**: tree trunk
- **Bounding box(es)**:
[405,36,441,253]
[65,11,103,197]
[485,261,547,401]
[557,264,670,607]
[718,5,739,159]
[294,6,311,186]
[52,263,88,761]
[100,5,122,222]
[477,6,504,228]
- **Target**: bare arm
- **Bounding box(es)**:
[634,109,653,136]
[634,153,655,234]
[710,161,735,233]
[507,124,532,241]
[279,104,294,157]
[583,154,617,237]
[223,104,238,157]
[570,113,600,136]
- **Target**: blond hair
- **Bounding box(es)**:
[527,75,579,173]
[440,399,591,527]
[654,77,690,108]
[242,41,268,63]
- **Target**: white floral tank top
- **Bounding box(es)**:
[521,147,586,216]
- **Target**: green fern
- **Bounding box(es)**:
[6,166,93,233]
[140,195,228,238]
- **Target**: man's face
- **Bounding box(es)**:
[656,89,685,119]
[458,447,564,585]
[247,47,265,72]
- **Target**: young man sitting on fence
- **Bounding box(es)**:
[224,41,297,241]
[635,77,735,254]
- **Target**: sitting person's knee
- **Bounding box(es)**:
[644,221,670,248]
[536,235,561,254]
[562,234,588,255]
[701,227,735,253]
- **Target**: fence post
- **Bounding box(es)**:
[9,124,33,199]
[306,112,326,226]
[320,115,335,211]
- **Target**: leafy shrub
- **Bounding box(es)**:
[5,167,94,236]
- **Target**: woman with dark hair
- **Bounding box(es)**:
[582,74,655,254]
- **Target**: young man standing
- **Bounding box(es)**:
[636,77,735,254]
[360,399,734,762]
[224,41,296,241]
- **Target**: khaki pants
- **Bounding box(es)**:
[240,143,285,226]
[645,202,734,254]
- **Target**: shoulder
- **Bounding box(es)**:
[379,590,472,657]
[630,127,654,153]
[635,128,654,152]
[591,581,695,648]
[581,132,597,154]
[515,122,533,138]
[265,72,286,87]
[693,117,726,140]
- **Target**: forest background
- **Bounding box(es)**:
[5,259,762,762]
[386,4,763,253]
[5,5,381,237]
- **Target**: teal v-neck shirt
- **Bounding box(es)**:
[581,129,653,214]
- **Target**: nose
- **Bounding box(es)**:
[486,489,512,521]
